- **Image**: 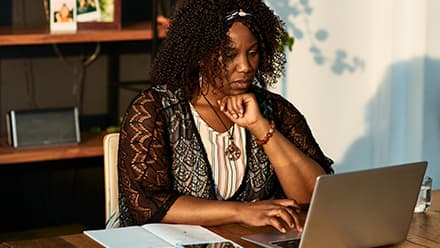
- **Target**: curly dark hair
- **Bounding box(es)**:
[150,0,288,99]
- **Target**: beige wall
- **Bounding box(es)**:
[268,0,440,188]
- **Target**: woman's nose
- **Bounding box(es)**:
[236,55,251,73]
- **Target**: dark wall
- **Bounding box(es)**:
[122,0,176,22]
[0,0,12,25]
[123,1,153,21]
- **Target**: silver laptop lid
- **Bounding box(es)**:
[300,161,427,248]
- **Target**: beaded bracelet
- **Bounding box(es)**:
[255,120,276,145]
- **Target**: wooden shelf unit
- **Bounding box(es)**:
[0,133,105,165]
[0,21,165,164]
[0,21,167,46]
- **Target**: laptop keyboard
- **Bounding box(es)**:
[270,238,301,248]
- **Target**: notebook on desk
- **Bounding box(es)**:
[242,161,428,248]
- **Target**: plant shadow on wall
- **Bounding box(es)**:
[271,0,364,75]
[337,57,440,189]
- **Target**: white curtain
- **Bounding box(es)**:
[266,0,440,188]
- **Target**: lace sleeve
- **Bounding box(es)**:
[274,96,334,174]
[118,90,179,225]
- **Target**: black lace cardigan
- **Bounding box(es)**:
[117,84,333,226]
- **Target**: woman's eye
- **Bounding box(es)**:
[249,50,258,56]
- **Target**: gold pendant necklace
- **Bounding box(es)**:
[202,95,241,161]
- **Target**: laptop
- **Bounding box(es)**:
[242,161,427,248]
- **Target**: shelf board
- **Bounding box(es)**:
[0,22,167,46]
[0,133,106,165]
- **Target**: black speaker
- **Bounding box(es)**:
[6,107,81,148]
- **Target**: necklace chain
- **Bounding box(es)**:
[202,95,234,139]
[201,94,241,161]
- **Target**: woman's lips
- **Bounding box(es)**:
[230,80,251,90]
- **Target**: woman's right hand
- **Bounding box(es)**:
[238,199,303,233]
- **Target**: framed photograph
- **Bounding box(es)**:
[50,0,77,33]
[77,0,121,30]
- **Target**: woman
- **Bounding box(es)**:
[118,0,333,233]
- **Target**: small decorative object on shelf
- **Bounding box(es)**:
[45,0,121,31]
[77,0,101,22]
[77,0,121,30]
[49,0,77,33]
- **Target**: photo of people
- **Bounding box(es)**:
[50,0,77,32]
[76,0,100,22]
[55,3,74,23]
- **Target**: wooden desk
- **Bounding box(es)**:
[2,190,439,248]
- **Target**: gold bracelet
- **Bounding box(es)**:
[255,120,276,145]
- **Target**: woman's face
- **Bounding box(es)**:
[60,5,70,18]
[215,21,260,96]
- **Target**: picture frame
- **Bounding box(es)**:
[77,0,121,30]
[50,0,77,33]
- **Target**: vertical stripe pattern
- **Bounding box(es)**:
[190,103,247,200]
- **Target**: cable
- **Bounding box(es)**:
[51,42,101,67]
[52,42,101,113]
[23,60,38,108]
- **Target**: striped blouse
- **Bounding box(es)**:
[190,103,247,200]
